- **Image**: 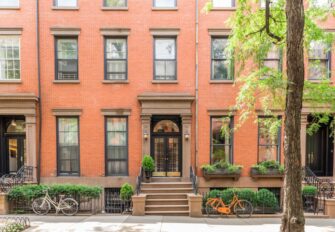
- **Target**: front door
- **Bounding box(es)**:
[5,136,25,174]
[306,118,334,176]
[151,117,182,177]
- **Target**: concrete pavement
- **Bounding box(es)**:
[20,215,335,232]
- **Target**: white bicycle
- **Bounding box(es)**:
[32,189,79,216]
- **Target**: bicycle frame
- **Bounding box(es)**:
[206,194,241,214]
[40,191,67,212]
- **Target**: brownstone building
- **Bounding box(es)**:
[0,0,334,214]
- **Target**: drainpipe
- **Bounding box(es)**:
[36,0,42,184]
[195,0,199,173]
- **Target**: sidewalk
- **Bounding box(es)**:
[23,215,335,232]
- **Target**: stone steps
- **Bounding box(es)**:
[142,181,193,216]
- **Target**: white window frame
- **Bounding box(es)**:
[0,36,21,81]
[153,0,177,8]
[53,0,78,8]
[0,0,20,8]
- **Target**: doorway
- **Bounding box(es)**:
[151,116,182,177]
[306,117,334,176]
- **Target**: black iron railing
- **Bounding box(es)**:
[0,166,34,193]
[190,166,198,195]
[136,167,143,195]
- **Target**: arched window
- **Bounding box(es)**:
[153,120,180,133]
[7,120,25,133]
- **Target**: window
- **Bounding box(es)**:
[104,0,127,7]
[105,38,127,80]
[0,37,20,80]
[55,38,78,80]
[54,0,77,7]
[212,0,235,8]
[154,37,176,80]
[258,116,281,162]
[0,0,19,8]
[311,0,332,8]
[153,0,176,8]
[57,117,79,176]
[308,41,330,80]
[106,117,128,176]
[210,117,233,164]
[260,0,279,8]
[211,37,233,80]
[261,46,281,77]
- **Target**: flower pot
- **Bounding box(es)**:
[144,170,152,183]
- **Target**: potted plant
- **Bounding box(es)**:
[142,155,155,183]
[201,160,243,181]
[120,183,134,213]
[302,185,317,212]
[250,160,284,179]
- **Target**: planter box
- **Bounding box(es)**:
[250,168,284,180]
[202,169,241,181]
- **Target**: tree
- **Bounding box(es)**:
[204,0,335,231]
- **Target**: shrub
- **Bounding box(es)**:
[2,223,25,232]
[252,160,284,174]
[237,189,256,204]
[201,164,216,173]
[302,185,317,196]
[207,189,223,198]
[255,189,278,210]
[142,155,155,172]
[8,184,102,201]
[201,161,243,174]
[120,183,134,200]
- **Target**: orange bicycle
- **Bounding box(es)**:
[205,193,253,218]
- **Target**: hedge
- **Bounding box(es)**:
[8,184,102,201]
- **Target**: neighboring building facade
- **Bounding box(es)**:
[0,0,334,204]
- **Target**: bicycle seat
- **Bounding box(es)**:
[59,194,65,198]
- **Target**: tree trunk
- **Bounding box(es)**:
[281,0,305,231]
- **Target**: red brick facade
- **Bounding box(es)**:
[0,0,334,195]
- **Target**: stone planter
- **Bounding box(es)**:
[250,168,284,179]
[202,169,241,181]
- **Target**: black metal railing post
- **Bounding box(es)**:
[190,166,198,195]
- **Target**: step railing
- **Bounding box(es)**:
[190,166,198,195]
[136,167,143,195]
[0,166,34,193]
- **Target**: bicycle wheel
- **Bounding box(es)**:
[32,197,51,215]
[60,198,79,216]
[205,204,218,217]
[234,200,253,218]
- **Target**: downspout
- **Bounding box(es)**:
[36,0,42,184]
[195,0,199,173]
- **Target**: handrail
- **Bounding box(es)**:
[0,166,34,193]
[303,166,334,199]
[136,167,143,195]
[190,166,198,195]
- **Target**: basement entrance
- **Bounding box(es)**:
[151,116,182,177]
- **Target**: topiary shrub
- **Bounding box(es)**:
[142,155,155,172]
[237,189,256,204]
[120,183,134,200]
[255,189,278,210]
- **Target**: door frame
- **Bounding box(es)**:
[150,115,183,177]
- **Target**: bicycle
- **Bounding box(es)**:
[32,189,79,216]
[205,193,253,218]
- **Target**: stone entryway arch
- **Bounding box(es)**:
[138,93,194,179]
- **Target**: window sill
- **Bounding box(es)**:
[211,7,236,11]
[308,79,333,84]
[0,80,22,84]
[152,7,178,11]
[0,7,20,10]
[51,6,79,10]
[152,80,178,84]
[53,80,80,84]
[101,7,128,11]
[209,80,234,84]
[102,80,129,84]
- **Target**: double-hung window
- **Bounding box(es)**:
[0,0,19,8]
[106,117,128,176]
[57,117,79,176]
[308,40,330,80]
[55,37,78,80]
[258,116,281,162]
[0,36,20,80]
[210,117,233,164]
[154,37,176,80]
[153,0,177,8]
[53,0,77,7]
[211,37,234,80]
[105,38,127,80]
[261,46,281,78]
[212,0,235,8]
[103,0,127,7]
